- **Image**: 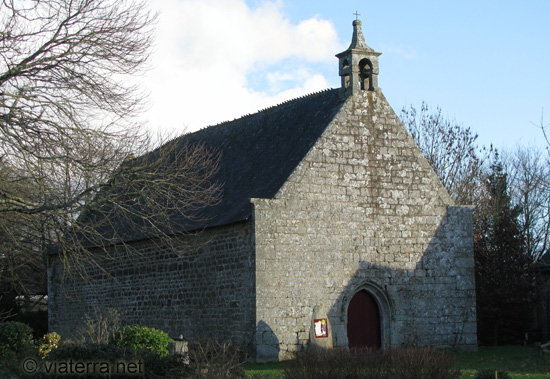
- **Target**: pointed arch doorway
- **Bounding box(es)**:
[347,290,381,350]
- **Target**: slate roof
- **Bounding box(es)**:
[78,88,345,246]
[182,88,344,229]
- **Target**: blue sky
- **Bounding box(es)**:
[144,0,550,151]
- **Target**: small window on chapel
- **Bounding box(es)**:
[342,59,350,69]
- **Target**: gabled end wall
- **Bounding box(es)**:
[251,89,477,361]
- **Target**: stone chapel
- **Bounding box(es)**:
[48,19,478,361]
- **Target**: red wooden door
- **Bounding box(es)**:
[347,290,381,350]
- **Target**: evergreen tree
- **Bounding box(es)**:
[474,160,536,344]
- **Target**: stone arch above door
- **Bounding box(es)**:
[341,280,392,350]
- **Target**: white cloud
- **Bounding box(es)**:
[142,0,342,135]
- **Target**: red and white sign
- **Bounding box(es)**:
[314,318,328,338]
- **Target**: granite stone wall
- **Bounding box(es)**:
[48,220,256,347]
[252,89,477,361]
[48,88,477,363]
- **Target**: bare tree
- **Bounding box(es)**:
[0,0,157,214]
[58,140,223,281]
[0,158,50,319]
[400,102,488,205]
[503,145,550,261]
[536,111,550,151]
[0,1,222,293]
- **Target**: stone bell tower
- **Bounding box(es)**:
[336,19,382,97]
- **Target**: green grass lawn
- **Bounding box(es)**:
[244,346,550,379]
[245,361,286,378]
[456,346,550,379]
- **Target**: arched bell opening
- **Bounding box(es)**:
[359,58,374,91]
[342,59,350,69]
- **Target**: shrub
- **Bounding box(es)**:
[0,321,34,359]
[37,338,243,378]
[284,347,460,379]
[14,309,49,339]
[475,369,511,379]
[37,332,61,359]
[141,351,190,378]
[47,342,125,361]
[285,348,383,379]
[41,343,134,379]
[187,339,246,378]
[111,325,171,357]
[387,348,461,379]
[43,343,188,378]
[80,307,121,344]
